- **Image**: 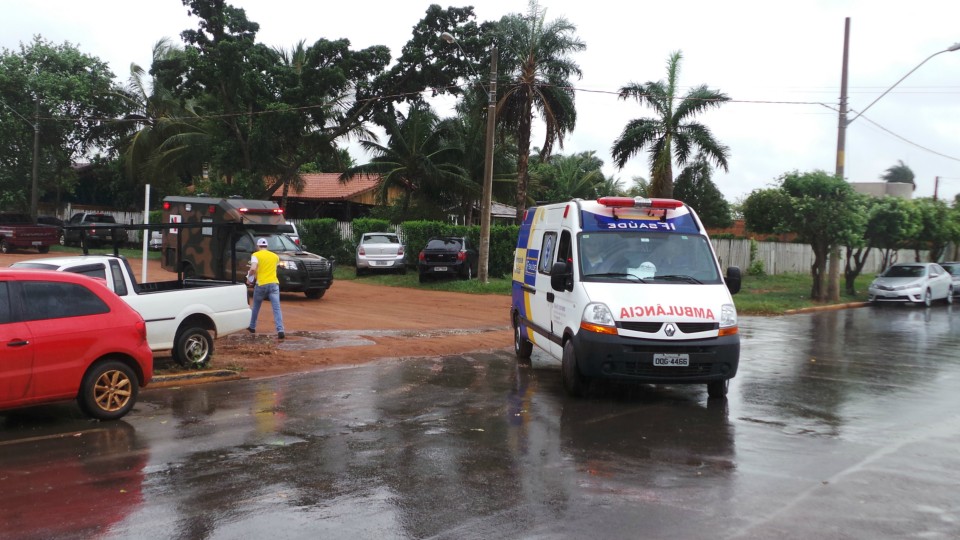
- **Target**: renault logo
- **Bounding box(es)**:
[665,323,676,337]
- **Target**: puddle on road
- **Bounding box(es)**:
[225,327,508,352]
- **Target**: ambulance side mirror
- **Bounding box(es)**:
[550,261,573,292]
[725,266,742,295]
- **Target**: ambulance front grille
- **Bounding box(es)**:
[618,322,718,334]
[618,362,715,378]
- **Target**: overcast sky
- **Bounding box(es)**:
[2,0,959,204]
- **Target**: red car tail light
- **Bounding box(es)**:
[419,251,425,262]
[457,251,466,262]
[358,246,366,255]
[398,245,404,256]
[135,319,148,344]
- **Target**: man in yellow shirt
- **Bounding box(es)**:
[247,237,285,339]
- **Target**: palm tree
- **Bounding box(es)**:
[880,159,915,189]
[340,104,471,219]
[611,51,730,199]
[495,1,585,221]
[119,38,209,193]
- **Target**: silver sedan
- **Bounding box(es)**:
[868,262,954,307]
[355,232,406,276]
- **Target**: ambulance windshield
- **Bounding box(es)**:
[578,231,721,284]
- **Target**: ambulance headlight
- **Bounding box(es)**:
[580,303,618,335]
[719,303,737,328]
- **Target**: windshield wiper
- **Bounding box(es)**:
[655,274,702,284]
[585,272,648,282]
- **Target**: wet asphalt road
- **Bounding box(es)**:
[2,305,960,539]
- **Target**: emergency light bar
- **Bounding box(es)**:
[238,207,284,215]
[597,196,683,209]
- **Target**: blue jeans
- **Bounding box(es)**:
[250,282,284,333]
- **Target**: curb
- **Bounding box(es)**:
[150,369,244,388]
[783,301,870,315]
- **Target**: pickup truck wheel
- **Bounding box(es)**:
[59,233,67,246]
[77,360,139,421]
[561,341,587,397]
[173,327,214,369]
[513,313,533,360]
[305,289,325,299]
[0,239,11,254]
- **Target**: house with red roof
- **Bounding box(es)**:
[268,173,404,220]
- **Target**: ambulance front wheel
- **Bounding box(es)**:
[707,379,729,399]
[513,313,532,359]
[561,340,588,397]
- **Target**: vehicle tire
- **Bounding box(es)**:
[561,340,587,397]
[513,312,533,360]
[398,265,407,275]
[0,239,11,254]
[923,289,932,308]
[38,245,49,254]
[181,263,196,279]
[947,287,954,305]
[59,233,67,246]
[355,267,365,277]
[419,272,428,284]
[305,289,325,299]
[77,359,139,421]
[467,265,473,280]
[707,379,729,399]
[173,326,214,369]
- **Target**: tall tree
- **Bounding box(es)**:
[339,104,471,220]
[743,171,865,301]
[673,152,733,228]
[529,151,605,202]
[612,51,730,199]
[0,36,129,214]
[495,1,584,221]
[910,197,956,262]
[880,159,915,188]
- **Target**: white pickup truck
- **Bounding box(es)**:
[11,255,251,368]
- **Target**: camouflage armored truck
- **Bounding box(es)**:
[160,196,334,299]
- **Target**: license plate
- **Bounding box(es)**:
[32,241,42,246]
[372,261,386,266]
[434,266,447,272]
[653,353,689,367]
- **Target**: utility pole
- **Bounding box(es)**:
[30,96,40,222]
[828,17,851,302]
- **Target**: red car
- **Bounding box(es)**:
[0,269,153,420]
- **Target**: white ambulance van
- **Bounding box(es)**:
[510,197,742,398]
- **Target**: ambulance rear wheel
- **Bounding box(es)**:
[707,379,729,399]
[513,313,533,359]
[561,341,587,397]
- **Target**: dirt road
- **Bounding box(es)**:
[1,252,513,379]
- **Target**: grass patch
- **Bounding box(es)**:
[336,265,512,295]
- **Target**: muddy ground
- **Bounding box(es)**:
[2,252,513,379]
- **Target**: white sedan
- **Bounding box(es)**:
[868,262,954,307]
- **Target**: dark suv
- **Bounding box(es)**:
[61,213,127,248]
[417,236,478,283]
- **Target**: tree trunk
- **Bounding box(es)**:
[810,243,829,301]
[515,97,533,223]
[844,245,871,296]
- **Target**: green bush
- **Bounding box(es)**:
[398,220,518,278]
[300,218,351,264]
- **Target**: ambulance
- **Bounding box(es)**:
[510,197,742,398]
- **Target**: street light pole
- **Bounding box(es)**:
[441,32,498,283]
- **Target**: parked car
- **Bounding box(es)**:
[356,232,406,276]
[939,261,960,297]
[417,236,478,283]
[0,268,154,420]
[283,221,301,247]
[868,262,954,307]
[0,213,59,254]
[148,230,163,251]
[61,212,127,248]
[11,254,251,368]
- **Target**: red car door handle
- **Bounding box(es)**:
[6,340,29,347]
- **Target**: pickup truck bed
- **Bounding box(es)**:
[0,213,59,254]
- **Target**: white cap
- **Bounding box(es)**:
[257,238,268,247]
